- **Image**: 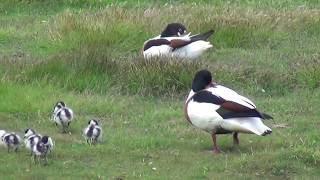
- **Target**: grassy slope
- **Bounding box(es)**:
[1,0,320,179]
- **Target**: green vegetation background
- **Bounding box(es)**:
[0,0,319,179]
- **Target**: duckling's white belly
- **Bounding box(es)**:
[187,101,222,132]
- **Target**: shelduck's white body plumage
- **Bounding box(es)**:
[187,85,272,135]
[143,23,214,59]
[185,70,272,153]
[143,35,213,59]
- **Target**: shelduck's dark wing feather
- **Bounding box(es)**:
[143,39,171,51]
[192,91,268,119]
[190,30,214,41]
[192,91,225,105]
[217,101,271,119]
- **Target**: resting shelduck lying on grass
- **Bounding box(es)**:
[143,23,214,59]
[24,128,42,155]
[184,70,272,153]
[1,132,21,152]
[83,119,102,145]
[52,101,74,133]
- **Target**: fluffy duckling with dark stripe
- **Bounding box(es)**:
[24,128,42,155]
[143,23,214,59]
[2,132,21,152]
[52,101,74,133]
[83,119,102,145]
[41,135,54,153]
[185,70,272,153]
[32,136,50,165]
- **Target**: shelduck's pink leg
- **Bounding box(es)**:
[211,133,221,154]
[233,132,239,146]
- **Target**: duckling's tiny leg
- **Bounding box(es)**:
[44,155,48,166]
[61,125,67,133]
[211,133,221,154]
[33,155,37,164]
[233,132,239,146]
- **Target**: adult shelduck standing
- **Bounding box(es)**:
[184,70,272,153]
[143,23,214,59]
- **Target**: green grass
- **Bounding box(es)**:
[1,0,320,179]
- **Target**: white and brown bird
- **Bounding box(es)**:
[83,119,102,145]
[184,70,272,153]
[143,23,214,59]
[52,101,74,133]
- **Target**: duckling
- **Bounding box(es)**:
[41,135,54,153]
[24,128,42,155]
[32,136,50,165]
[83,119,102,145]
[2,132,21,152]
[52,101,74,133]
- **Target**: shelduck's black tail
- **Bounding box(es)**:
[190,30,214,42]
[261,113,273,120]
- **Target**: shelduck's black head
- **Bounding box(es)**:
[160,23,187,37]
[191,70,213,92]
